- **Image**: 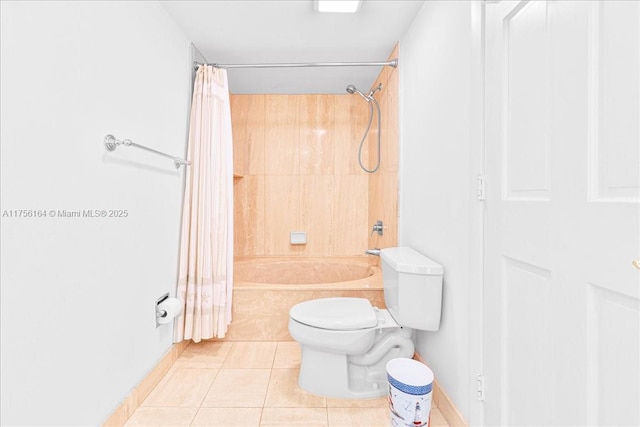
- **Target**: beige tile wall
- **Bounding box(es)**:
[368,44,399,256]
[232,45,399,257]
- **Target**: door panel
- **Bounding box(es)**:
[504,0,550,201]
[502,257,553,425]
[483,1,640,425]
[587,284,640,426]
[589,1,640,202]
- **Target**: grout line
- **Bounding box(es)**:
[263,361,275,410]
[259,367,273,426]
[187,407,198,427]
[195,367,220,411]
[271,342,278,369]
[258,406,265,427]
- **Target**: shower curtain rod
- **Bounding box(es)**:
[193,58,398,70]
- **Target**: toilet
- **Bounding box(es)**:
[288,246,443,399]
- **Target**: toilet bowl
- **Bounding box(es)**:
[289,297,414,398]
[288,247,443,399]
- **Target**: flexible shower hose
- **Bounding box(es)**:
[358,96,382,173]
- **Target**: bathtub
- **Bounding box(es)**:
[225,257,385,341]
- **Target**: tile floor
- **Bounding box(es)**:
[124,341,449,427]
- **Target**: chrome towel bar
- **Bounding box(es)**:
[104,134,190,169]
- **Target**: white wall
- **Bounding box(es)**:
[0,2,190,425]
[399,1,477,421]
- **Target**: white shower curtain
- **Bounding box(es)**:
[174,65,234,342]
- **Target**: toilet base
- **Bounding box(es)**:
[296,327,415,399]
[298,347,387,399]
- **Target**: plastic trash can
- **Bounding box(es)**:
[386,358,434,427]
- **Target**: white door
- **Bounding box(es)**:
[483,1,640,425]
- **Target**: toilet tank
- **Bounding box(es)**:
[380,247,443,331]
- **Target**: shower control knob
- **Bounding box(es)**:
[371,220,384,236]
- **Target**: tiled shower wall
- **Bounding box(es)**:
[368,45,399,253]
[232,46,399,257]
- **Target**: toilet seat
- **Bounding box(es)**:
[289,297,377,331]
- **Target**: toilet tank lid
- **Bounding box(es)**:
[380,247,443,275]
[289,297,377,330]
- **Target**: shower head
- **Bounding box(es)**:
[345,84,371,102]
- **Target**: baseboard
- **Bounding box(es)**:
[414,352,468,427]
[102,340,190,427]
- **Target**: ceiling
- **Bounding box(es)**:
[160,1,424,94]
